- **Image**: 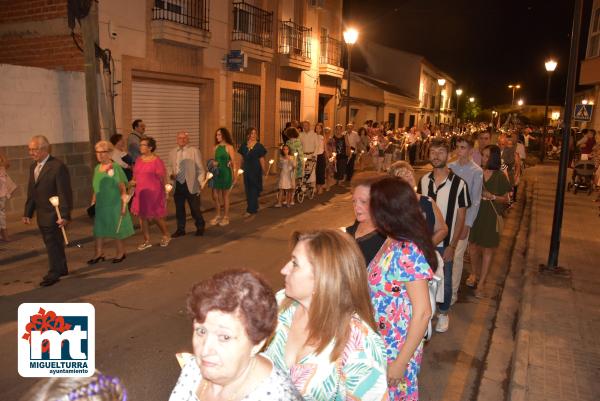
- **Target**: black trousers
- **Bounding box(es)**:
[346,152,356,181]
[408,143,418,165]
[174,181,205,231]
[39,225,68,279]
[245,181,260,214]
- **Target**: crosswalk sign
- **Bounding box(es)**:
[574,104,593,121]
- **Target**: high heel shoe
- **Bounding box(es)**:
[87,255,105,265]
[112,254,126,264]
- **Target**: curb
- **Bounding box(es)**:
[508,177,539,401]
[0,184,280,265]
[475,178,533,401]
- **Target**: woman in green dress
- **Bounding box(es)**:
[468,145,512,298]
[88,140,134,264]
[210,127,237,227]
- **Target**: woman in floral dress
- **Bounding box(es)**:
[367,176,437,400]
[265,229,388,401]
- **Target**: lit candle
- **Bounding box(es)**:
[201,172,214,189]
[49,196,69,245]
[265,159,275,176]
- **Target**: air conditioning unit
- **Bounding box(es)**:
[309,0,325,9]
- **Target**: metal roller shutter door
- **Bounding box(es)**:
[132,80,200,162]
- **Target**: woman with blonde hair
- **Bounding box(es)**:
[88,140,134,264]
[264,229,388,401]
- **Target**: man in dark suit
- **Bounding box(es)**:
[23,135,73,287]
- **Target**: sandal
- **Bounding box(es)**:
[159,237,171,247]
[209,216,221,226]
[137,242,152,251]
[218,217,230,226]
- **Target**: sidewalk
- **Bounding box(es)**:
[0,175,281,265]
[509,164,600,401]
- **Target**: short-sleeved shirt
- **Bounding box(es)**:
[368,238,433,400]
[264,290,389,401]
[417,170,471,247]
[169,353,303,401]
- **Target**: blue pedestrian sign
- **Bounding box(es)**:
[574,104,593,121]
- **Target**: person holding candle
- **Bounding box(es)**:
[87,140,133,264]
[131,136,171,249]
[23,135,73,287]
[168,131,207,237]
[211,127,237,226]
[285,127,304,180]
[238,127,267,217]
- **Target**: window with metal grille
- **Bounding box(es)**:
[232,82,261,146]
[280,88,301,134]
[153,0,210,31]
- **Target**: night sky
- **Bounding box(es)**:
[342,0,592,108]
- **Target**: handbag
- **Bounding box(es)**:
[489,199,504,233]
[425,251,444,341]
[86,204,95,218]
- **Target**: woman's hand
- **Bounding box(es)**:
[387,360,407,388]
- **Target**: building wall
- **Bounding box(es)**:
[0,0,83,71]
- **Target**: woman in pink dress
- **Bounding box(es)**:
[131,137,171,250]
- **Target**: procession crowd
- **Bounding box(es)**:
[5,113,540,401]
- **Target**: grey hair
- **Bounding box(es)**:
[95,140,114,152]
[31,135,51,150]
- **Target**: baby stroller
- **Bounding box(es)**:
[568,158,595,195]
[295,157,316,203]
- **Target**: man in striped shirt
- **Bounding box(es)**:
[418,138,471,333]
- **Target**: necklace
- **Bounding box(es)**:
[198,357,257,401]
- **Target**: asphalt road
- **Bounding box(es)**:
[0,177,521,401]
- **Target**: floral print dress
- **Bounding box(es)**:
[368,239,433,401]
[264,290,389,401]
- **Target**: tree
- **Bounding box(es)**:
[462,100,481,121]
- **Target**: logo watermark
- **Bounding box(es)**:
[18,303,95,377]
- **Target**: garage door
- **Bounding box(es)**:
[132,80,200,162]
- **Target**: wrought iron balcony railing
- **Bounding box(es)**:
[153,0,209,32]
[320,35,342,66]
[278,20,311,59]
[232,1,273,48]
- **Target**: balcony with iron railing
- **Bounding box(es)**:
[151,0,211,48]
[231,1,274,62]
[319,35,344,78]
[278,20,312,70]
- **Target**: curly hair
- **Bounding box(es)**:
[187,269,277,344]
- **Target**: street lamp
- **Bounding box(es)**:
[491,110,497,126]
[343,27,359,125]
[455,89,463,128]
[437,79,446,125]
[469,97,475,103]
[517,99,524,106]
[508,84,521,106]
[541,59,557,163]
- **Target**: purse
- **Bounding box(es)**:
[489,199,504,233]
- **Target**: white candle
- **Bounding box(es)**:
[201,172,214,189]
[48,196,68,244]
[265,159,275,176]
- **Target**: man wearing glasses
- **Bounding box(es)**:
[23,135,73,287]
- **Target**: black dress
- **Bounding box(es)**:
[345,221,387,266]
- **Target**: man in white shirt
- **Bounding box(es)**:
[300,121,319,183]
[168,131,206,237]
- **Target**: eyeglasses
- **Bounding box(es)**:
[95,151,109,154]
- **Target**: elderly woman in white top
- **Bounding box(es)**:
[170,269,302,401]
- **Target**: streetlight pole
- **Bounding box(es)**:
[543,0,583,272]
[343,28,358,125]
[437,79,446,126]
[541,59,557,163]
[508,84,521,106]
[455,88,463,130]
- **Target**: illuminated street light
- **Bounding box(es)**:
[582,99,588,105]
[469,97,475,103]
[508,84,522,106]
[437,79,446,124]
[455,89,463,127]
[343,27,359,124]
[541,59,557,163]
[517,99,524,106]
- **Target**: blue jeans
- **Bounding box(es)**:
[437,246,453,313]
